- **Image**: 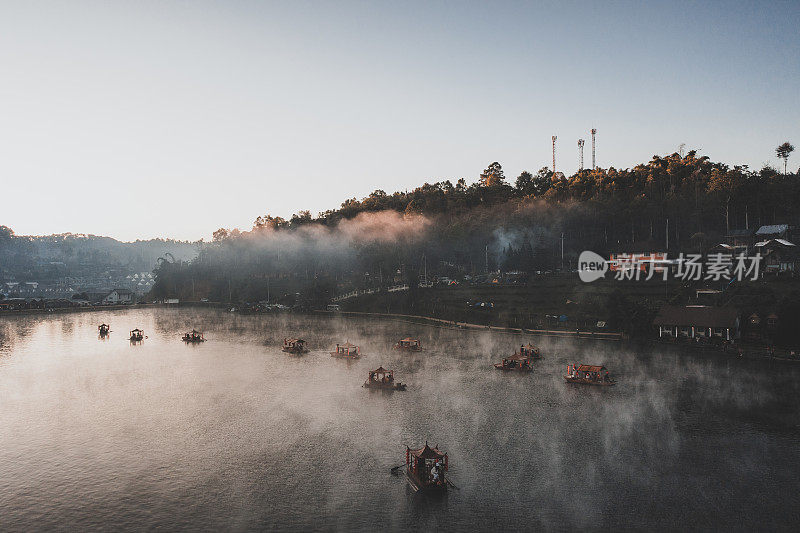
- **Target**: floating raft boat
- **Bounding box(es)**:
[394,338,423,352]
[282,337,308,354]
[363,367,406,391]
[494,352,533,372]
[516,343,541,359]
[564,364,616,386]
[331,342,361,359]
[405,442,448,493]
[182,330,205,343]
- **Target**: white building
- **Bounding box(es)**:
[103,289,133,304]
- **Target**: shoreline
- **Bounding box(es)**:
[313,309,624,340]
[5,304,796,363]
[0,301,229,318]
[0,303,160,317]
[0,304,625,342]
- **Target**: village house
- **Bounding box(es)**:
[0,298,83,311]
[653,305,740,341]
[755,224,792,241]
[81,290,111,303]
[1,281,18,294]
[102,289,133,304]
[709,242,737,255]
[754,239,798,274]
[742,311,779,343]
[2,281,40,296]
[126,272,155,294]
[0,298,28,311]
[724,228,755,254]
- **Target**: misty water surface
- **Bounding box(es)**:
[1,308,799,531]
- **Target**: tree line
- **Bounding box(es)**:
[151,144,798,305]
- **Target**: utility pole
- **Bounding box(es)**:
[578,139,585,170]
[552,135,558,172]
[560,232,564,270]
[591,128,597,169]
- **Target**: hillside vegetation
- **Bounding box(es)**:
[148,148,800,338]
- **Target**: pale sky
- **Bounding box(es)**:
[1,1,798,241]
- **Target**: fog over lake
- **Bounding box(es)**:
[1,308,798,531]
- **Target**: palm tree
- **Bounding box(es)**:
[776,142,795,175]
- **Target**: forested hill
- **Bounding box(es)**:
[220,149,799,247]
[0,227,199,282]
[150,148,799,305]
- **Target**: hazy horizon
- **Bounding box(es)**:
[2,1,799,241]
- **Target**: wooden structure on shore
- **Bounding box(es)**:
[405,443,448,493]
[564,364,615,386]
[282,337,308,354]
[653,305,739,342]
[363,367,406,391]
[330,342,361,359]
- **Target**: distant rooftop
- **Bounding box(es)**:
[755,224,789,235]
[755,238,796,248]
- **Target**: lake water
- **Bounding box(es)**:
[1,308,799,531]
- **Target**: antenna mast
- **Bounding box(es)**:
[552,135,557,172]
[578,139,585,170]
[591,128,597,169]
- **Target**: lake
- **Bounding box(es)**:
[1,308,799,531]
